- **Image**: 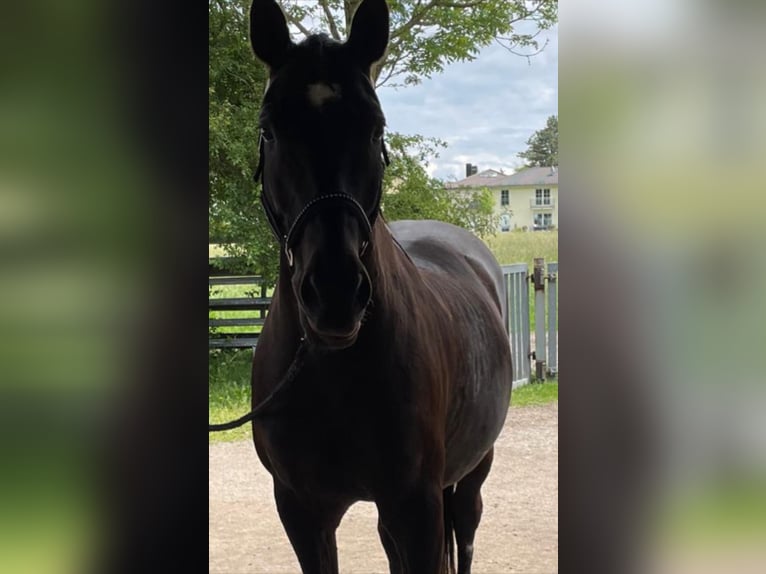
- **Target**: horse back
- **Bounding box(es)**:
[389,220,507,322]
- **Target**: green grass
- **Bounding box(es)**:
[511,380,558,407]
[485,229,558,269]
[208,349,254,443]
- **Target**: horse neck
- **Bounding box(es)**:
[366,220,419,310]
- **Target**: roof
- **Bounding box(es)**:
[445,169,506,188]
[446,166,558,189]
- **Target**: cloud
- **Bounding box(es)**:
[378,24,558,180]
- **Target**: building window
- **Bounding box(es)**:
[533,213,553,229]
[500,189,509,206]
[499,214,511,232]
[535,188,551,206]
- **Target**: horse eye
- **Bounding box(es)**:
[260,127,274,142]
[371,127,384,143]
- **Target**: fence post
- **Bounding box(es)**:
[547,262,558,377]
[521,265,531,384]
[259,282,267,319]
[533,257,547,381]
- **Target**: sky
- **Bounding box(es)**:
[377,23,558,182]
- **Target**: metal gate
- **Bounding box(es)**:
[502,261,558,388]
[502,263,531,388]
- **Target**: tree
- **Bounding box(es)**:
[382,133,497,237]
[278,0,558,86]
[517,114,557,167]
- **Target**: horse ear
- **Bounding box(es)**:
[249,0,293,69]
[346,0,389,71]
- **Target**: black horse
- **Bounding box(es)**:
[247,1,512,572]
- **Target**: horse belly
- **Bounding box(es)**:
[444,390,510,484]
[443,319,512,485]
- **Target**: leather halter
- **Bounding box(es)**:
[254,134,390,268]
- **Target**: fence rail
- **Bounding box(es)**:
[209,272,268,349]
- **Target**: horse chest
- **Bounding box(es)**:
[256,371,384,496]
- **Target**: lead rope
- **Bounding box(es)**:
[208,339,308,432]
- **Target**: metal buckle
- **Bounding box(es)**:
[285,246,294,267]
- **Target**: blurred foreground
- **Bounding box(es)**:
[0,1,204,572]
[561,1,766,572]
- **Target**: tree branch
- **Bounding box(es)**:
[319,0,342,41]
[495,36,550,63]
[509,0,546,25]
[295,19,313,37]
[437,0,484,8]
[390,0,434,41]
[375,48,408,88]
[282,8,312,39]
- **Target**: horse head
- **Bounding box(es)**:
[250,0,389,350]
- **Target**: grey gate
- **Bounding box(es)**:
[501,263,531,388]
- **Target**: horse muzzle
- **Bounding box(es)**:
[296,264,371,351]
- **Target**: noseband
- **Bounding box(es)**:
[254,135,390,268]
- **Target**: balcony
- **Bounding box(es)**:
[530,198,555,209]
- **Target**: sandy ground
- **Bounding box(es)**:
[209,402,558,574]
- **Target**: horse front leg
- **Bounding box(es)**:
[376,482,446,574]
[273,481,347,574]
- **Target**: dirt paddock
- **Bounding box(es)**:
[209,402,557,573]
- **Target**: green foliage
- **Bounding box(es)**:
[382,133,497,237]
[450,186,498,239]
[209,0,280,283]
[518,114,558,167]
